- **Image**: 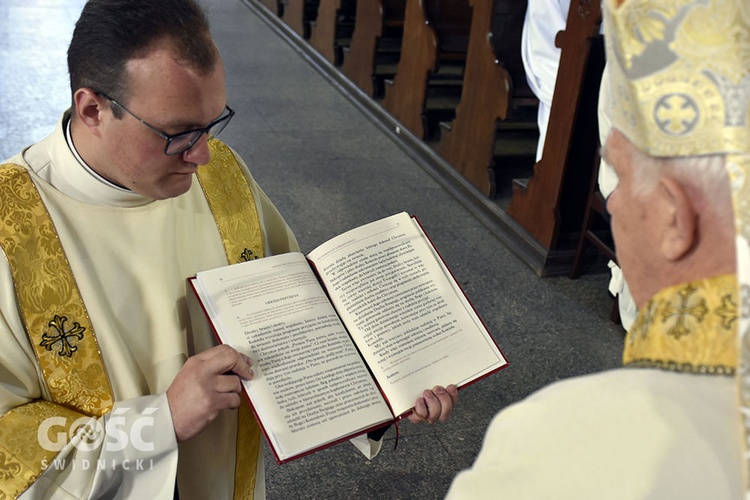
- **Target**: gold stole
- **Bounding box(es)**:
[623,274,738,374]
[197,140,264,500]
[0,163,114,499]
[0,139,263,499]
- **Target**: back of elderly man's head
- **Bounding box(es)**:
[628,146,732,224]
[601,0,746,291]
[604,126,736,307]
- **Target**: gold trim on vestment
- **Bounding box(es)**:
[623,274,737,375]
[0,164,115,497]
[0,164,114,416]
[0,400,87,499]
[232,401,262,499]
[197,140,265,500]
[197,140,265,264]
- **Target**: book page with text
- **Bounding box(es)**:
[194,252,393,461]
[308,213,507,417]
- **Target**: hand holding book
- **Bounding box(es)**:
[189,212,507,463]
[409,385,459,424]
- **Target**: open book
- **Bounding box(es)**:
[189,212,507,463]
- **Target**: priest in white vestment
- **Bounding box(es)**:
[0,1,457,498]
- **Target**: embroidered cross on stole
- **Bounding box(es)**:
[623,274,738,375]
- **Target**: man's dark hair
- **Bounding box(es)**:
[67,0,216,116]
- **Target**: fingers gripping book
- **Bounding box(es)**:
[188,212,507,463]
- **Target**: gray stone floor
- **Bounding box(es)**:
[0,0,625,498]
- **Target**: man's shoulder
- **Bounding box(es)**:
[0,154,35,189]
[445,369,741,499]
[1,151,30,169]
[513,367,734,417]
[484,367,737,458]
[2,117,64,177]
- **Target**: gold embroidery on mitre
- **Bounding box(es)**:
[623,274,737,374]
[610,0,684,70]
[196,141,264,499]
[0,164,114,417]
[0,400,87,499]
[196,140,264,266]
[603,0,750,158]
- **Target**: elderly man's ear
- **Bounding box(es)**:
[658,176,697,262]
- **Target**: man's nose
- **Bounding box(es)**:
[182,133,211,166]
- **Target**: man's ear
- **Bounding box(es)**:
[72,88,107,136]
[659,176,697,262]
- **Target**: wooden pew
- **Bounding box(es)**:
[341,0,406,96]
[425,0,472,57]
[506,0,605,258]
[281,0,319,38]
[381,0,471,139]
[381,0,437,138]
[488,0,539,193]
[490,1,530,95]
[421,0,472,139]
[258,0,282,15]
[436,0,528,196]
[309,0,356,65]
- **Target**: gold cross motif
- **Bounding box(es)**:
[661,284,708,339]
[654,94,699,135]
[40,315,85,358]
[631,299,657,345]
[715,294,738,330]
[239,248,259,262]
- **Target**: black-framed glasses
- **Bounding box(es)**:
[98,92,234,156]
